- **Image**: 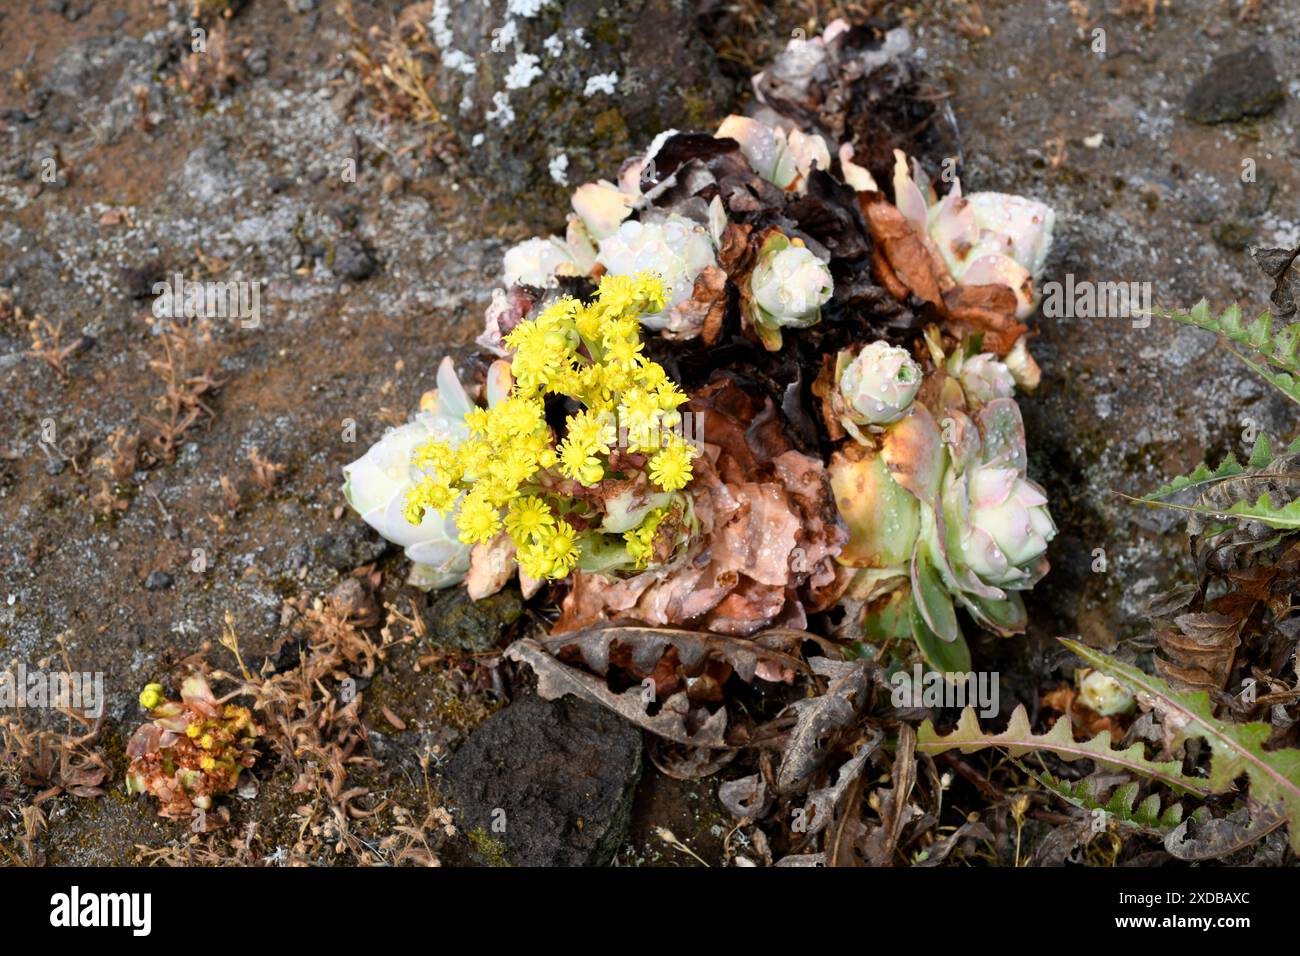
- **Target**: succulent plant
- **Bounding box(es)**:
[343,357,511,589]
[715,115,831,193]
[125,674,258,822]
[834,340,922,438]
[830,338,1055,670]
[596,213,718,329]
[743,233,833,350]
[892,150,1055,319]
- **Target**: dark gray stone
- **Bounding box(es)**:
[444,694,643,866]
[313,521,388,570]
[421,586,523,653]
[432,0,731,224]
[1213,218,1256,252]
[1185,46,1285,124]
[331,238,375,281]
[143,570,173,591]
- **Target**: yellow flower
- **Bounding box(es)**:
[545,520,580,578]
[516,541,555,580]
[558,436,605,485]
[649,439,695,491]
[456,489,502,544]
[401,273,690,575]
[463,407,491,436]
[505,496,555,542]
[565,409,614,456]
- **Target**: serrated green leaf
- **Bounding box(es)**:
[1019,766,1196,836]
[1062,638,1300,853]
[1159,301,1300,375]
[917,705,1212,796]
[1140,452,1244,501]
[1247,432,1273,468]
[1229,348,1300,407]
[1122,490,1300,531]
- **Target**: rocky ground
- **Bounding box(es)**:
[0,0,1296,865]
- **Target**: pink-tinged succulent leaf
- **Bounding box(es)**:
[126,723,161,759]
[969,466,1019,510]
[882,403,945,502]
[927,192,978,262]
[942,408,981,474]
[891,149,930,233]
[571,180,634,240]
[179,675,219,717]
[909,598,972,674]
[829,449,920,569]
[977,398,1028,472]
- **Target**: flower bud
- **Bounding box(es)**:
[839,341,922,426]
[752,244,833,326]
[138,683,164,710]
[959,353,1015,404]
[1078,669,1135,716]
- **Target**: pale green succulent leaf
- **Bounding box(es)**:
[961,589,1027,636]
[912,541,959,644]
[909,599,971,674]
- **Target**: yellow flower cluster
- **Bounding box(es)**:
[402,274,699,580]
[624,506,668,570]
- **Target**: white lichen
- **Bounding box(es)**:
[507,0,554,15]
[549,153,570,185]
[504,51,543,90]
[584,72,618,97]
[486,91,516,127]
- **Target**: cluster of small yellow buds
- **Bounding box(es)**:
[402,274,699,580]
